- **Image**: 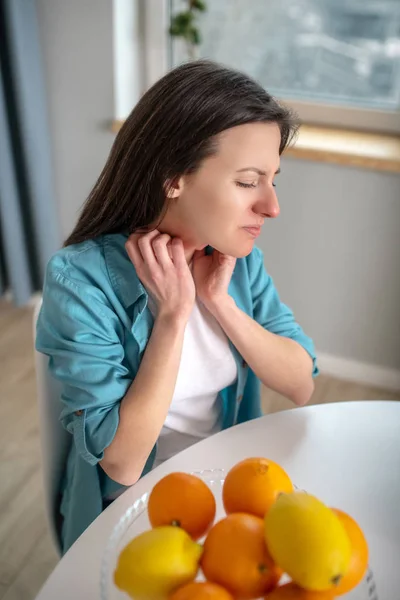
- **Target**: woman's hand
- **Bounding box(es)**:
[125,231,195,323]
[192,249,236,314]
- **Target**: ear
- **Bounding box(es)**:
[165,176,185,199]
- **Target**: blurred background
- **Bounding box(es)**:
[0,1,399,598]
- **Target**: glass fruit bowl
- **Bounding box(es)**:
[100,468,379,600]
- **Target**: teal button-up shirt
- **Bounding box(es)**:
[36,233,318,553]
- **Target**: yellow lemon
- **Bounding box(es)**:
[264,492,351,591]
[114,526,203,599]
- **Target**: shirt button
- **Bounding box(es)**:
[75,410,84,416]
[237,395,243,403]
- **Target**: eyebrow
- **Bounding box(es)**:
[236,167,281,176]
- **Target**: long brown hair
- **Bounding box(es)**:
[64,60,298,247]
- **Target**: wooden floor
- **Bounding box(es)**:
[0,298,399,600]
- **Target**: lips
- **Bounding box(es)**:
[243,226,261,238]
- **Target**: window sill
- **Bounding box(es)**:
[111,120,400,174]
[286,125,400,174]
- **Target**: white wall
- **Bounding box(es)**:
[37,0,400,376]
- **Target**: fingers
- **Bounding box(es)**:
[151,233,173,269]
[170,237,187,269]
[126,230,159,272]
[193,249,206,263]
[137,230,160,270]
[126,230,186,272]
[214,252,236,274]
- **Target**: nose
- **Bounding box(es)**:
[254,189,280,219]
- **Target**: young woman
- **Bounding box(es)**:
[36,60,318,553]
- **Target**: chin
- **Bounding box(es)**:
[234,247,254,258]
[216,242,255,259]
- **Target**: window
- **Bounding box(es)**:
[171,0,400,111]
[169,0,400,132]
[113,0,400,133]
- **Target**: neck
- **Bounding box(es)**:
[184,246,196,264]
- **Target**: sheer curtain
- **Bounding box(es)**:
[0,0,60,306]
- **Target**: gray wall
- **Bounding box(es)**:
[37,0,115,239]
[259,159,400,370]
[37,0,400,370]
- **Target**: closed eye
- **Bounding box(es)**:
[236,181,257,189]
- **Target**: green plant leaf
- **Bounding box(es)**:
[186,27,201,45]
[173,11,194,28]
[192,0,207,11]
[170,1,206,46]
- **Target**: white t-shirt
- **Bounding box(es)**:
[152,296,238,468]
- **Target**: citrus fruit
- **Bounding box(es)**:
[169,581,234,600]
[201,512,282,599]
[265,581,336,599]
[148,472,216,540]
[114,526,202,599]
[265,492,351,591]
[331,508,369,595]
[223,457,293,518]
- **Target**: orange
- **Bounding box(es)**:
[148,472,216,540]
[169,582,234,600]
[201,512,282,599]
[264,582,336,599]
[223,457,293,518]
[331,508,369,595]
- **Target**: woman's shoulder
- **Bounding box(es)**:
[46,237,104,278]
[48,231,126,276]
[43,233,138,308]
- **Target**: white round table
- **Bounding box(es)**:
[35,401,400,600]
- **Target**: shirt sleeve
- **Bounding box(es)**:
[35,268,133,466]
[248,247,319,377]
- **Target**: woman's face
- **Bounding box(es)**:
[159,122,281,258]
